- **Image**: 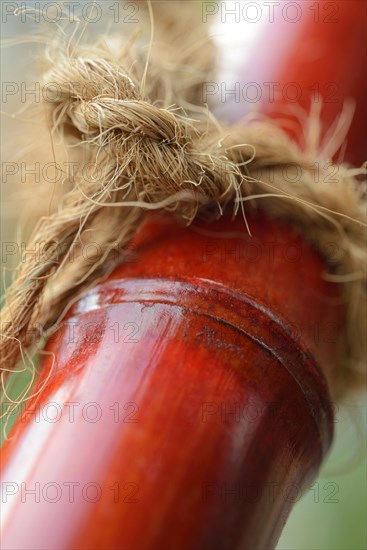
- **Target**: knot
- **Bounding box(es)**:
[43,55,228,210]
[74,98,190,143]
[44,56,191,144]
[44,56,138,102]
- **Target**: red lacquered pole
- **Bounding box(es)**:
[1,212,342,550]
[223,0,366,165]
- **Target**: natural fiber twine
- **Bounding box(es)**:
[0,1,366,405]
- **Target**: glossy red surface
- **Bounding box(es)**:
[232,0,366,165]
[0,213,342,549]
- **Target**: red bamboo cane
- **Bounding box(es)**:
[1,212,342,549]
[220,0,366,166]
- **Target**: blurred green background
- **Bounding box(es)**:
[278,395,366,550]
